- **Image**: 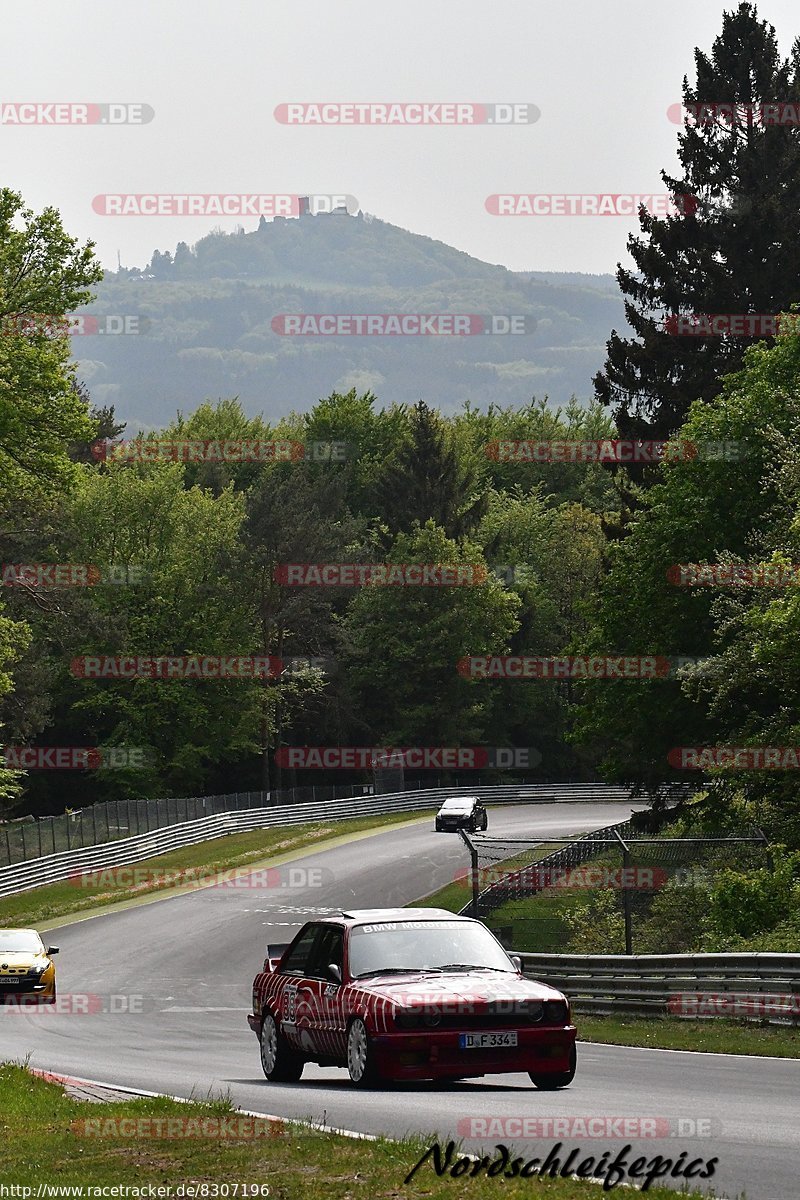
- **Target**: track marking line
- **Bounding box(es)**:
[581,1039,800,1063]
[29,1068,379,1141]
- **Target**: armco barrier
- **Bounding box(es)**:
[520,952,800,1025]
[0,783,632,898]
[0,780,633,866]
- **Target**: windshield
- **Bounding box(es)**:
[349,919,514,978]
[0,930,44,954]
[441,799,474,811]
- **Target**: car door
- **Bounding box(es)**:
[274,923,322,1053]
[303,924,347,1059]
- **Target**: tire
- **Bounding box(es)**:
[259,1011,305,1082]
[529,1043,576,1090]
[346,1017,380,1087]
[481,814,488,831]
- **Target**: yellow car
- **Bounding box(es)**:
[0,929,58,1005]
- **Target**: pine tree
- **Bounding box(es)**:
[373,401,488,541]
[595,3,800,440]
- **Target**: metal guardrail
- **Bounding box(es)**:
[0,783,632,898]
[520,952,800,1025]
[0,779,632,867]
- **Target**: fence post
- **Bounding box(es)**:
[92,805,97,845]
[5,828,11,865]
[613,828,633,955]
[37,821,42,859]
[459,829,480,919]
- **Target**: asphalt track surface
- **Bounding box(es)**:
[1,801,798,1199]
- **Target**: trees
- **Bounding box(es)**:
[373,400,489,541]
[340,522,518,747]
[595,3,800,440]
[0,189,101,807]
[574,328,800,816]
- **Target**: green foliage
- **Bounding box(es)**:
[564,888,626,954]
[703,850,800,945]
[341,522,519,745]
[596,3,800,438]
[635,883,711,953]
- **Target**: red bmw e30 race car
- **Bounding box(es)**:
[247,908,577,1087]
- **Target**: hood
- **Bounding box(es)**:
[0,951,49,971]
[360,969,565,1007]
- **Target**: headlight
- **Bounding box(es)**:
[395,1007,428,1029]
[542,1000,569,1024]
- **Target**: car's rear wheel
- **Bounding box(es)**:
[529,1043,576,1090]
[259,1011,305,1082]
[347,1017,380,1087]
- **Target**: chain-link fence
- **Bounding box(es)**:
[0,771,578,867]
[458,815,768,955]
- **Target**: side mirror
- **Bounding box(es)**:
[510,955,522,972]
[47,946,59,956]
[327,962,342,984]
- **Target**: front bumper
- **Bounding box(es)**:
[247,1013,260,1036]
[0,969,55,1003]
[370,1023,577,1080]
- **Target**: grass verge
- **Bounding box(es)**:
[0,1063,708,1198]
[0,811,434,930]
[578,1013,800,1058]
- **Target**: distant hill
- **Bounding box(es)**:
[75,212,627,431]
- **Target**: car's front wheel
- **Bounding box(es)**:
[259,1011,305,1082]
[347,1017,380,1087]
[529,1043,576,1090]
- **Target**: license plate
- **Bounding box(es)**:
[459,1030,518,1049]
[0,979,20,985]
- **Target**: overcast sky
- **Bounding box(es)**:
[2,1,798,275]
